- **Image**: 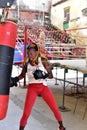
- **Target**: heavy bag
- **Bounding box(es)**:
[0,21,17,120]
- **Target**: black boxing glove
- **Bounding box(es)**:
[9,77,19,87]
[33,69,48,80]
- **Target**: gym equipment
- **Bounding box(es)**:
[33,69,48,80]
[0,0,17,120]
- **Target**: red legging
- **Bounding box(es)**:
[20,83,62,126]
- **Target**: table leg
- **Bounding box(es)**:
[59,68,70,112]
[55,67,59,85]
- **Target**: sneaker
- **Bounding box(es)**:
[58,126,66,130]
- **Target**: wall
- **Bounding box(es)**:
[51,0,87,29]
[51,0,87,45]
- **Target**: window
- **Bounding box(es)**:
[64,7,70,23]
[12,12,19,19]
[35,15,39,20]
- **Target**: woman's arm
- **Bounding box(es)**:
[42,58,53,79]
[18,65,27,80]
[9,65,27,87]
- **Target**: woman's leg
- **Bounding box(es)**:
[40,85,64,128]
[19,126,25,130]
[20,85,37,127]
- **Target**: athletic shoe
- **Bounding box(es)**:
[58,126,66,130]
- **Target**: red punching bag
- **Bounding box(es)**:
[0,21,17,120]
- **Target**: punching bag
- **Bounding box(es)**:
[0,21,17,119]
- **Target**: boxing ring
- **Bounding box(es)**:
[15,24,87,62]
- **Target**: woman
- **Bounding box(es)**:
[10,43,65,130]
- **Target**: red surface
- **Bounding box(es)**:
[0,21,17,48]
[0,95,9,120]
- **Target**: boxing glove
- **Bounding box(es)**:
[33,69,48,80]
[9,77,19,87]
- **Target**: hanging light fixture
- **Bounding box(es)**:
[0,0,15,8]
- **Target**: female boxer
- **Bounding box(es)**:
[10,43,65,130]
